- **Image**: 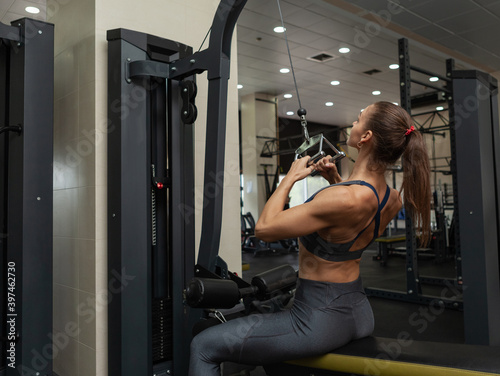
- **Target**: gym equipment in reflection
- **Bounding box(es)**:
[106,0,500,375]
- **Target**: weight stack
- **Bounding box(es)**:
[152,298,173,363]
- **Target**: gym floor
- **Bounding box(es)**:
[223,241,463,376]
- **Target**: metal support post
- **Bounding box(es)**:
[365,38,462,310]
[453,70,500,345]
[446,58,464,288]
[1,18,54,376]
[169,0,248,274]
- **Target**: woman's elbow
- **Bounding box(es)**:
[254,223,274,242]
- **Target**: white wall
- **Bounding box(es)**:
[240,93,278,220]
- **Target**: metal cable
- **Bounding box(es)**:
[276,0,302,110]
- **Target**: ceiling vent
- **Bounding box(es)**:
[363,69,382,75]
[307,52,336,62]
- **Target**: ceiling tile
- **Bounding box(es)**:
[7,0,46,16]
[437,8,499,32]
[2,11,25,24]
[285,28,323,44]
[412,24,454,42]
[238,10,278,33]
[410,0,479,22]
[307,18,354,37]
[471,0,500,6]
[398,0,435,10]
[282,8,326,29]
[307,36,341,51]
[386,11,432,30]
[347,0,395,13]
[478,1,500,16]
[0,0,15,14]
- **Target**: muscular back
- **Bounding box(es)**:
[299,185,402,283]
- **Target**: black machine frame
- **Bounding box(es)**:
[365,37,500,346]
[365,38,463,310]
[106,1,248,375]
[453,69,500,345]
[0,19,54,376]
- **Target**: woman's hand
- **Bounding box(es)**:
[314,155,342,184]
[284,156,315,183]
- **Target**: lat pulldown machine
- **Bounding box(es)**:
[106,1,248,375]
[1,19,54,376]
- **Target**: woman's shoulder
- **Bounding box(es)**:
[311,182,379,218]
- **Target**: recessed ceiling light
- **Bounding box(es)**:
[237,84,243,89]
[284,93,292,99]
[274,26,286,33]
[339,47,350,54]
[25,6,40,14]
[429,76,439,82]
[280,68,290,74]
[389,64,399,70]
[372,90,381,96]
[330,80,340,86]
[436,106,444,111]
[325,102,334,107]
[286,111,294,116]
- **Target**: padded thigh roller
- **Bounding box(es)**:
[251,264,297,294]
[185,278,240,308]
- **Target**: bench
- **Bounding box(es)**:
[374,235,406,266]
[264,336,500,375]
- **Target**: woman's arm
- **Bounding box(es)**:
[255,157,355,242]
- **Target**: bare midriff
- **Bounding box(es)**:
[298,242,361,283]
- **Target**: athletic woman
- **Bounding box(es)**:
[189,101,431,375]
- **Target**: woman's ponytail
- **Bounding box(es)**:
[402,129,431,246]
[366,102,431,246]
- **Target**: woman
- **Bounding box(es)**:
[189,101,431,375]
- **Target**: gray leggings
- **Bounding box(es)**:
[188,277,374,376]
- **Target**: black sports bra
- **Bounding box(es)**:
[299,180,390,262]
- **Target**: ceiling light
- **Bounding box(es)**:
[237,84,243,89]
[372,90,381,96]
[339,47,350,54]
[330,80,340,86]
[274,26,286,33]
[436,106,444,111]
[325,102,334,107]
[286,111,294,116]
[389,64,399,70]
[284,93,292,99]
[25,6,40,14]
[429,76,439,82]
[280,68,290,74]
